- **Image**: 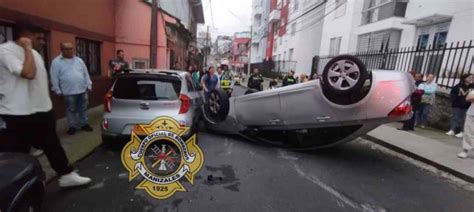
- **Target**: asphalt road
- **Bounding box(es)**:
[43,86,474,212]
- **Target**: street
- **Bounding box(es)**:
[43,86,474,212]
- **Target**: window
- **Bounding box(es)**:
[185,76,196,91]
[361,0,408,25]
[0,24,13,44]
[294,0,299,11]
[283,51,287,61]
[329,37,342,55]
[416,34,429,50]
[335,0,347,18]
[279,37,282,45]
[76,38,101,75]
[113,76,181,100]
[288,48,294,61]
[357,30,401,52]
[433,31,448,49]
[291,22,297,36]
[132,58,149,69]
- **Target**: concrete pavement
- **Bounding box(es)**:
[365,123,474,183]
[38,105,103,182]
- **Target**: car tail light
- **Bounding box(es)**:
[179,94,191,114]
[388,99,412,118]
[104,90,113,112]
[102,119,109,130]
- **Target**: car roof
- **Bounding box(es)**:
[117,69,189,78]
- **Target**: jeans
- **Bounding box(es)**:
[417,103,432,126]
[450,107,467,133]
[65,92,89,128]
[0,111,74,175]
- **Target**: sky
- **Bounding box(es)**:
[198,0,252,40]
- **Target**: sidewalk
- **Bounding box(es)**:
[38,105,103,183]
[365,123,474,183]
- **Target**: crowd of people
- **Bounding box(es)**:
[397,72,474,159]
[0,21,92,187]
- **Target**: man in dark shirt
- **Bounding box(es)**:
[282,70,297,87]
[109,49,129,77]
[248,68,264,91]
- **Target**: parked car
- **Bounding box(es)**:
[101,70,204,143]
[0,153,45,212]
[202,55,415,149]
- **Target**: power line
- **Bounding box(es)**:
[293,0,347,34]
[287,0,329,25]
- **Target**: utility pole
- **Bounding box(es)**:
[150,0,158,69]
[247,25,252,76]
[204,26,210,68]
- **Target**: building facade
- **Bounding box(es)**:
[320,0,474,56]
[231,31,251,72]
[250,0,271,63]
[264,0,326,75]
[0,0,203,118]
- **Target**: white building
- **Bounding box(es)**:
[320,0,474,55]
[250,0,271,63]
[269,0,327,75]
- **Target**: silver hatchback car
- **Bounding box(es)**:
[101,70,204,142]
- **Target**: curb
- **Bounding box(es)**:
[363,135,474,183]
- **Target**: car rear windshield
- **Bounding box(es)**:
[113,75,181,100]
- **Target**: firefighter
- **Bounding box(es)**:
[248,68,264,91]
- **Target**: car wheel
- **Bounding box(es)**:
[322,55,368,95]
[244,88,259,95]
[206,88,230,122]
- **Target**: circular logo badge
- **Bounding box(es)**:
[144,139,182,176]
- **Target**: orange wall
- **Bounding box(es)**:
[115,0,172,69]
[0,0,115,36]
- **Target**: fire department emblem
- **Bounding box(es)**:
[121,117,204,199]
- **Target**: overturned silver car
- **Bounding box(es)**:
[203,55,415,149]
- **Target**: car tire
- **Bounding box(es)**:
[244,88,259,95]
[321,55,369,95]
[206,88,230,122]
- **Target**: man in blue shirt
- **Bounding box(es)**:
[50,42,93,135]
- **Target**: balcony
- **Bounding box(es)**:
[253,5,263,17]
[269,9,280,23]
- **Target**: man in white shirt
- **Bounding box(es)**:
[0,21,91,187]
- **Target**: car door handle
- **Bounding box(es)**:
[140,102,150,110]
[316,116,331,120]
[268,119,281,124]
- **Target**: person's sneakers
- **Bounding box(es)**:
[67,127,76,135]
[446,130,455,136]
[81,124,93,132]
[455,132,464,138]
[420,125,426,129]
[457,151,468,159]
[29,147,44,157]
[58,171,92,187]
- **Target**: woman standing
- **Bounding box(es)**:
[417,74,438,128]
[447,74,474,138]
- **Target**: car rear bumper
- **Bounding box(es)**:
[101,113,197,141]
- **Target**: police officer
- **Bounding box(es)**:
[248,68,264,91]
[283,70,297,86]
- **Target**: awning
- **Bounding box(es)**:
[402,14,452,27]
